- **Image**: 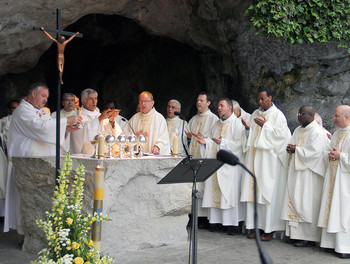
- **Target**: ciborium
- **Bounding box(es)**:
[117,134,127,158]
[127,135,137,158]
[105,134,116,158]
[90,135,99,158]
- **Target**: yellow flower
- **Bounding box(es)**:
[88,240,94,247]
[73,257,84,264]
[66,217,73,225]
[85,262,91,264]
[71,242,80,250]
[87,251,93,259]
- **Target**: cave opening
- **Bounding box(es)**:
[1,14,215,119]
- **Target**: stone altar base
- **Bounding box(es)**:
[12,156,192,255]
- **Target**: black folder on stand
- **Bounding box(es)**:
[157,158,224,184]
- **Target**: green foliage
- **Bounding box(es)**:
[245,0,350,52]
[31,152,114,264]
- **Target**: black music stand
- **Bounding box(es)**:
[158,157,224,264]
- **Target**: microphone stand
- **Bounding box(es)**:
[174,112,200,264]
[181,118,191,161]
[121,117,136,135]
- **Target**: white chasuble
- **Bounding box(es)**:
[4,99,68,234]
[200,114,246,225]
[188,109,218,158]
[281,121,329,241]
[128,108,170,155]
[70,107,100,155]
[166,116,189,157]
[318,126,350,253]
[51,109,77,153]
[240,104,291,232]
[100,119,123,154]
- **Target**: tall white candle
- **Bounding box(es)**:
[172,134,178,156]
[98,135,105,159]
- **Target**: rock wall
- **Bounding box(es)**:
[1,0,349,131]
[13,156,192,254]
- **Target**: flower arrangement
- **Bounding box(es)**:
[31,152,114,264]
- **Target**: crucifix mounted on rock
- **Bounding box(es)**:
[34,9,83,84]
[40,27,79,84]
[33,8,83,176]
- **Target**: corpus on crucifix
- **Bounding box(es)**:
[40,26,79,84]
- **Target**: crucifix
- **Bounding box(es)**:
[33,8,83,177]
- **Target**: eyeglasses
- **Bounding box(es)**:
[63,99,76,102]
[167,106,179,109]
[139,100,153,104]
[297,112,311,117]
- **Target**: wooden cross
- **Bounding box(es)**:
[33,8,83,177]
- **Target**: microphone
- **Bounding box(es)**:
[216,149,241,166]
[121,117,136,135]
[174,111,181,116]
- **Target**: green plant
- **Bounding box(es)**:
[31,152,114,264]
[245,0,350,52]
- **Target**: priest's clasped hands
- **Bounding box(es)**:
[240,115,266,130]
[328,147,340,161]
[286,144,296,154]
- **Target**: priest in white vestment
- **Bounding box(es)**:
[318,105,350,258]
[186,93,218,158]
[195,98,246,232]
[100,110,123,155]
[51,93,77,153]
[281,106,329,247]
[232,99,251,124]
[4,83,82,239]
[314,112,332,140]
[0,100,20,151]
[127,91,169,155]
[166,99,189,157]
[51,93,76,118]
[70,88,113,155]
[0,100,19,216]
[186,93,218,218]
[240,86,291,241]
[103,100,128,134]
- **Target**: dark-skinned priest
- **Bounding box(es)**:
[240,86,291,241]
[281,105,329,247]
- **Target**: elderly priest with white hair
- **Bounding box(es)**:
[3,83,82,244]
[70,88,113,155]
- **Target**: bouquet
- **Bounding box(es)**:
[31,152,114,264]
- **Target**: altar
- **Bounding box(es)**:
[12,155,192,255]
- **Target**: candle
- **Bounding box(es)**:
[98,135,105,159]
[172,134,178,157]
[92,164,105,251]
